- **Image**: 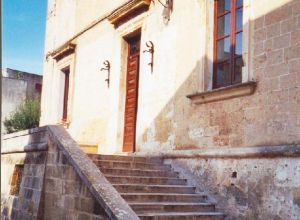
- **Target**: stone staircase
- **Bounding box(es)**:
[88,154,225,220]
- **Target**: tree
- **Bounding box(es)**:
[3,99,41,134]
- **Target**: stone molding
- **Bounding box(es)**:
[187,81,257,104]
[47,43,76,61]
[1,143,48,154]
[45,0,151,59]
[107,0,151,26]
[47,125,139,220]
[2,127,48,154]
[2,126,47,140]
[133,144,300,159]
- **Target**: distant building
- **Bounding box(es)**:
[1,68,43,134]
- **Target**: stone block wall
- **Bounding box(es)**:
[1,126,138,220]
[1,152,47,220]
[167,155,300,220]
[141,0,300,151]
[39,139,108,219]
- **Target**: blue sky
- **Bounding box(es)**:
[2,0,47,75]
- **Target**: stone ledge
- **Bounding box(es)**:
[1,142,48,154]
[2,127,48,154]
[2,126,47,140]
[187,81,257,104]
[133,144,300,159]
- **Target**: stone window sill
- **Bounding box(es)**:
[186,81,257,104]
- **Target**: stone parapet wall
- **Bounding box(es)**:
[134,144,300,219]
[2,127,48,154]
[1,126,138,220]
[46,125,138,220]
[39,137,108,219]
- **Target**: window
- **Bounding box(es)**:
[62,67,70,121]
[213,0,243,88]
[35,83,42,93]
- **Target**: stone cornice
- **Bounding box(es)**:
[107,0,151,26]
[47,43,76,61]
[133,144,300,159]
[46,0,151,60]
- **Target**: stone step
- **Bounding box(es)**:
[129,202,215,213]
[90,154,225,219]
[121,193,208,203]
[113,184,196,194]
[138,212,225,220]
[88,154,163,164]
[105,175,187,185]
[94,160,171,170]
[100,168,178,177]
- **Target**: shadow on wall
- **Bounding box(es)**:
[132,1,300,219]
[136,0,300,151]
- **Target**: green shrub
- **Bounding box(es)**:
[3,99,41,134]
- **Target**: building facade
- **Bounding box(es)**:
[41,0,300,154]
[40,1,300,218]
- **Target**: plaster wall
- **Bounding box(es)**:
[2,68,43,134]
[167,157,300,220]
[41,0,300,154]
[1,129,48,220]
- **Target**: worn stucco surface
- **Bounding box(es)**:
[2,68,42,134]
[1,129,48,219]
[167,157,300,220]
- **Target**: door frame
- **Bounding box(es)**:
[56,54,75,126]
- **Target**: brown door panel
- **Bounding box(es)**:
[123,34,141,152]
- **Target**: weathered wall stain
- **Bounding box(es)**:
[166,158,300,220]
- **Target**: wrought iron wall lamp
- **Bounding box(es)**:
[152,0,173,21]
[143,41,154,73]
[100,60,111,88]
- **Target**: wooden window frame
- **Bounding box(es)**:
[213,0,243,89]
[62,67,70,121]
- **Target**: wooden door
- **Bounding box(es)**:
[123,35,141,152]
